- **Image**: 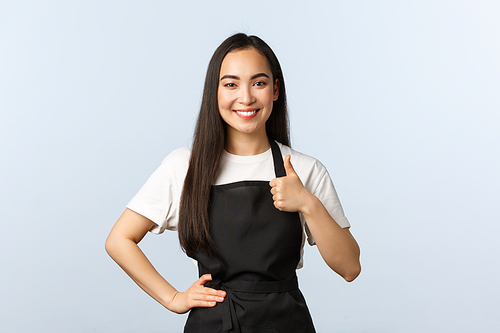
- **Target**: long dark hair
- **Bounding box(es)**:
[178,33,290,257]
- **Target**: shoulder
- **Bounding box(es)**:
[276,141,327,177]
[275,141,332,196]
[140,147,191,187]
[161,147,191,166]
[276,141,350,231]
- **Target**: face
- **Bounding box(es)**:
[218,48,279,139]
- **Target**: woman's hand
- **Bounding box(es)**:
[269,157,361,281]
[269,155,312,213]
[169,274,226,314]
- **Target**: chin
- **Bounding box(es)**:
[229,125,263,136]
[239,128,260,135]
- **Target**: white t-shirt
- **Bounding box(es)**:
[127,141,350,268]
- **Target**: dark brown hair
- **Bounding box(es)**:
[178,33,290,257]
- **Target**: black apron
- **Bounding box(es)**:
[184,140,316,333]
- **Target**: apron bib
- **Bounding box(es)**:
[184,140,316,333]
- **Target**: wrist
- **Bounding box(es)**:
[158,288,179,312]
[299,191,321,217]
[165,290,182,313]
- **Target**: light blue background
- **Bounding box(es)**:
[1,1,499,332]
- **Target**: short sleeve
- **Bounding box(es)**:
[126,148,190,234]
[304,167,350,246]
[275,143,350,249]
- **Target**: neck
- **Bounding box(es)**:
[225,129,270,156]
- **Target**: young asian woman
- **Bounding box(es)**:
[105,33,361,333]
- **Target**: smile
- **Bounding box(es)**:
[234,109,259,119]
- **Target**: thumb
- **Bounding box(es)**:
[284,155,297,176]
[198,274,213,284]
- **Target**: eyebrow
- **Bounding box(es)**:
[220,73,270,81]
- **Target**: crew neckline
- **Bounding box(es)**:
[222,147,272,163]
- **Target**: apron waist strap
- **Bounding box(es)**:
[223,276,298,293]
[218,276,298,332]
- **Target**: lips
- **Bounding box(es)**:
[234,109,259,119]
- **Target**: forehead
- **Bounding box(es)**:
[219,48,272,77]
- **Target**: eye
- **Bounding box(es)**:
[224,82,237,88]
[254,81,267,87]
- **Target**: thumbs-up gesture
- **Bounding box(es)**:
[269,155,311,212]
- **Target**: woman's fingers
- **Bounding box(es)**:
[197,274,213,285]
[269,170,308,212]
[197,274,225,297]
[189,274,226,306]
[169,275,226,313]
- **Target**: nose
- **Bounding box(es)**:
[238,85,256,105]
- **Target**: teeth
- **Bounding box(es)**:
[236,110,257,116]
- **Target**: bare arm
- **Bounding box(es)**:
[299,198,361,281]
[270,155,361,282]
[105,208,226,313]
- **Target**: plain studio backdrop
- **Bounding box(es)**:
[1,1,499,332]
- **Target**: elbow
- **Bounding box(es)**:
[343,264,361,283]
[326,255,361,282]
[105,234,118,258]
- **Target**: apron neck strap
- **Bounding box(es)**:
[270,139,286,178]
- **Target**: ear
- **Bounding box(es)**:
[273,79,280,101]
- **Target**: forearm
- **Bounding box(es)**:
[105,236,178,310]
[301,194,361,282]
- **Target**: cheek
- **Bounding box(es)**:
[261,89,275,106]
[217,90,232,110]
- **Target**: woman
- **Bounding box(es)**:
[106,33,360,332]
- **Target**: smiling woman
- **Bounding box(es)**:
[105,33,360,333]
